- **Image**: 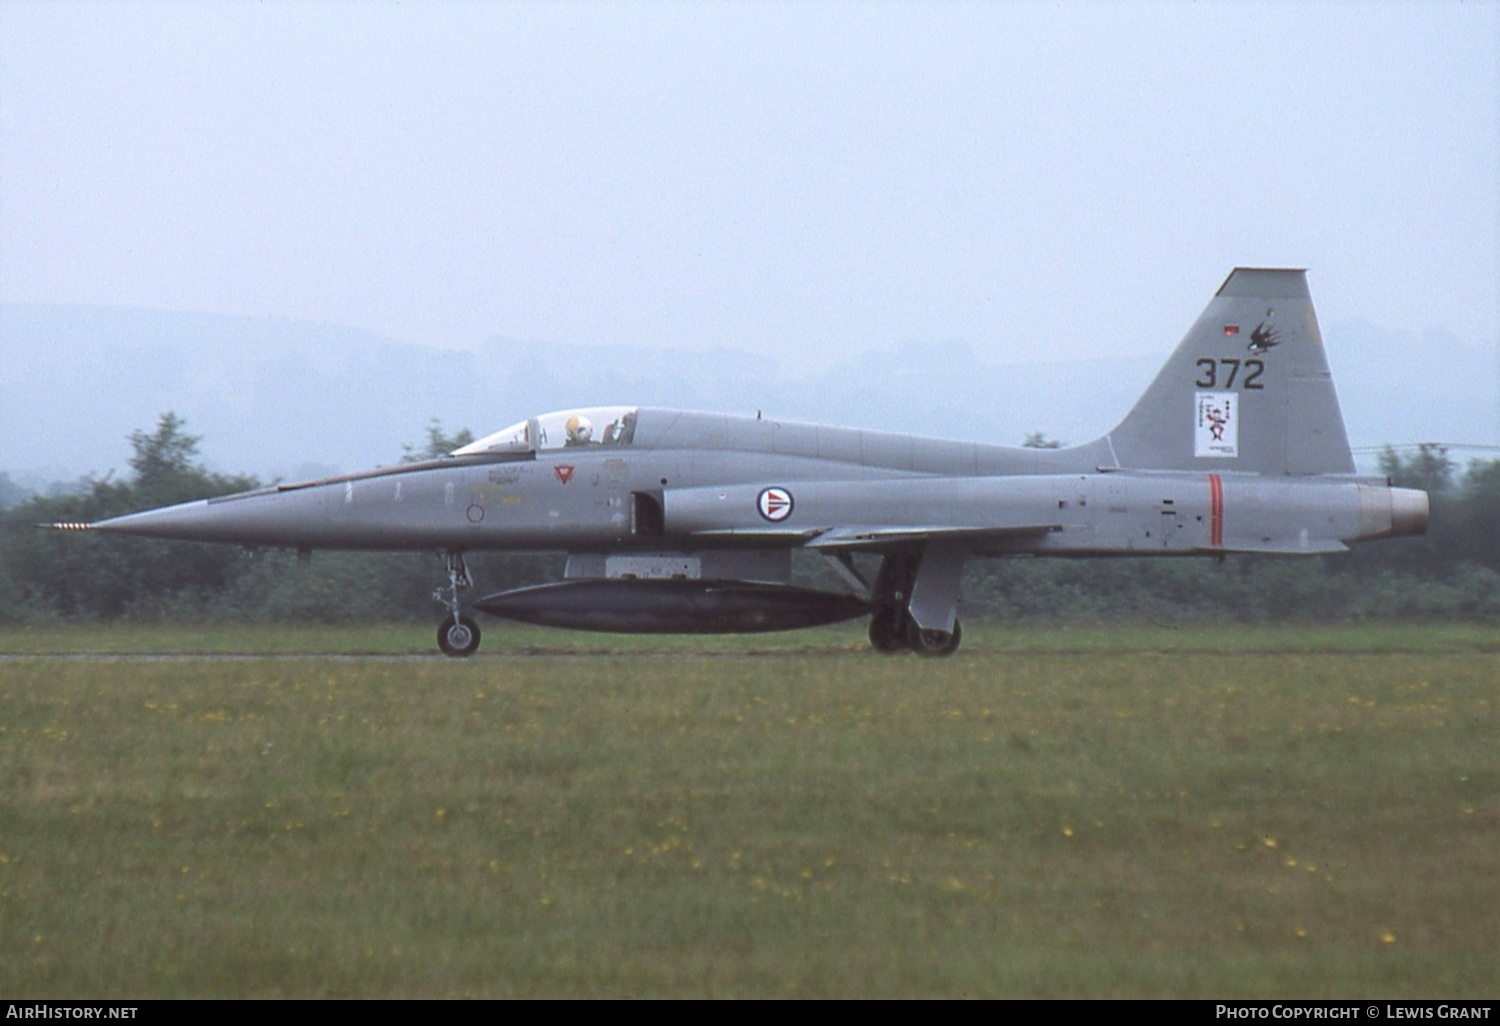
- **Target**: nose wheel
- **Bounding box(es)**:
[438,615,481,657]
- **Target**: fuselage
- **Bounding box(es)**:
[91,407,1425,557]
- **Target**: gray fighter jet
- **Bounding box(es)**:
[56,268,1429,656]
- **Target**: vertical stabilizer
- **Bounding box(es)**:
[1105,268,1354,476]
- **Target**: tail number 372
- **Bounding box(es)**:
[1195,358,1265,390]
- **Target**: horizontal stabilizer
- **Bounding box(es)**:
[1195,538,1348,555]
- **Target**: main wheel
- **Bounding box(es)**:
[438,615,481,657]
[868,608,909,653]
[907,617,962,658]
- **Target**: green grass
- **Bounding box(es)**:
[1,619,1494,656]
[0,624,1495,996]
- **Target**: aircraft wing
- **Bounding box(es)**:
[682,527,825,545]
[666,480,1068,552]
[684,524,1058,551]
[803,524,1060,551]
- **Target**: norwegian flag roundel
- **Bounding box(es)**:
[757,486,794,522]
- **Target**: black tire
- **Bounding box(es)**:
[438,615,481,657]
[907,617,961,658]
[868,608,909,653]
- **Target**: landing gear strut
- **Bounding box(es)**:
[868,607,910,653]
[434,551,481,657]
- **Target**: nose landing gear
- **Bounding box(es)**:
[435,551,481,657]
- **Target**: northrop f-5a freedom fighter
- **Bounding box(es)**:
[57,269,1429,656]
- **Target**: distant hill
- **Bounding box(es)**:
[2,303,1494,487]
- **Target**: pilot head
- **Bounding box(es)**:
[565,415,593,444]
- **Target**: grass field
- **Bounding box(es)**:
[0,622,1495,997]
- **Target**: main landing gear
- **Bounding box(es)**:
[435,551,481,657]
[868,607,963,657]
[868,608,908,653]
[867,550,964,658]
[907,618,962,657]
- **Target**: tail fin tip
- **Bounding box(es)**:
[1216,267,1310,299]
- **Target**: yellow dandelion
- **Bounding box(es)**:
[1380,930,1396,944]
[1263,836,1277,848]
[1062,826,1074,837]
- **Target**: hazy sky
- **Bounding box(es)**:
[2,1,1497,371]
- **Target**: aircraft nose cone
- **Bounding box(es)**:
[87,500,219,541]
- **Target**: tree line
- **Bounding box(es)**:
[1,416,1496,625]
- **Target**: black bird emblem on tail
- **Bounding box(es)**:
[1248,321,1282,355]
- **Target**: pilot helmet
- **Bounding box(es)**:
[566,414,593,443]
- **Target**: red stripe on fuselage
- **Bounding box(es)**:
[1208,473,1224,548]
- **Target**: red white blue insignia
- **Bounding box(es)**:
[757,486,793,522]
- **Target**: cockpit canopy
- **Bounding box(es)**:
[451,407,638,457]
